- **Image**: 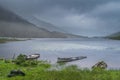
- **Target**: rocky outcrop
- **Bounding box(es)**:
[92,61,107,69]
[7,70,25,77]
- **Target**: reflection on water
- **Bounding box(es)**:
[0,38,120,69]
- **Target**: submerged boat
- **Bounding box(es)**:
[57,56,87,63]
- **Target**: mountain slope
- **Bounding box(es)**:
[26,16,65,32]
[0,6,80,38]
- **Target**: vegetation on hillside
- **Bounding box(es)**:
[107,32,120,40]
[0,38,25,43]
[108,36,120,40]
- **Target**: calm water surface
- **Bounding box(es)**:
[0,38,120,69]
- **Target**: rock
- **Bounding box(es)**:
[92,61,107,69]
[7,70,25,77]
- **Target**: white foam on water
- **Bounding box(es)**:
[32,43,109,51]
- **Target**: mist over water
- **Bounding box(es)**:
[0,38,120,69]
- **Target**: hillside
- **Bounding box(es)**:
[26,16,65,32]
[107,32,120,40]
[0,6,80,38]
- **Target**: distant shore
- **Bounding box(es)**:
[0,37,30,43]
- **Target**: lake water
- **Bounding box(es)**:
[0,38,120,69]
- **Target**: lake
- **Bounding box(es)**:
[0,38,120,69]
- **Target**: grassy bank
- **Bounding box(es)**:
[0,38,27,43]
[0,38,19,43]
[0,59,120,80]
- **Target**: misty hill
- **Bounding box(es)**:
[0,6,81,38]
[26,16,65,32]
[107,32,120,40]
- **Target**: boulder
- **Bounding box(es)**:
[7,70,25,77]
[92,61,107,69]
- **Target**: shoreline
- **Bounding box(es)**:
[0,37,30,43]
[0,59,120,80]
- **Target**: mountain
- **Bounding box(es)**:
[106,32,120,40]
[0,6,81,38]
[26,16,65,32]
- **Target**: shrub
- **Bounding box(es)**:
[14,54,38,67]
[14,54,27,65]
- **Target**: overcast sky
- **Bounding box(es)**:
[0,0,120,37]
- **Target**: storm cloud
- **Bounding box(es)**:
[0,0,120,37]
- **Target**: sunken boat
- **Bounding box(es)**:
[57,56,87,63]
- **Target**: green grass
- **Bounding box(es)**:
[0,38,25,43]
[0,38,9,43]
[0,60,120,80]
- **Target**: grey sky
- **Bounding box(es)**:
[0,0,120,37]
